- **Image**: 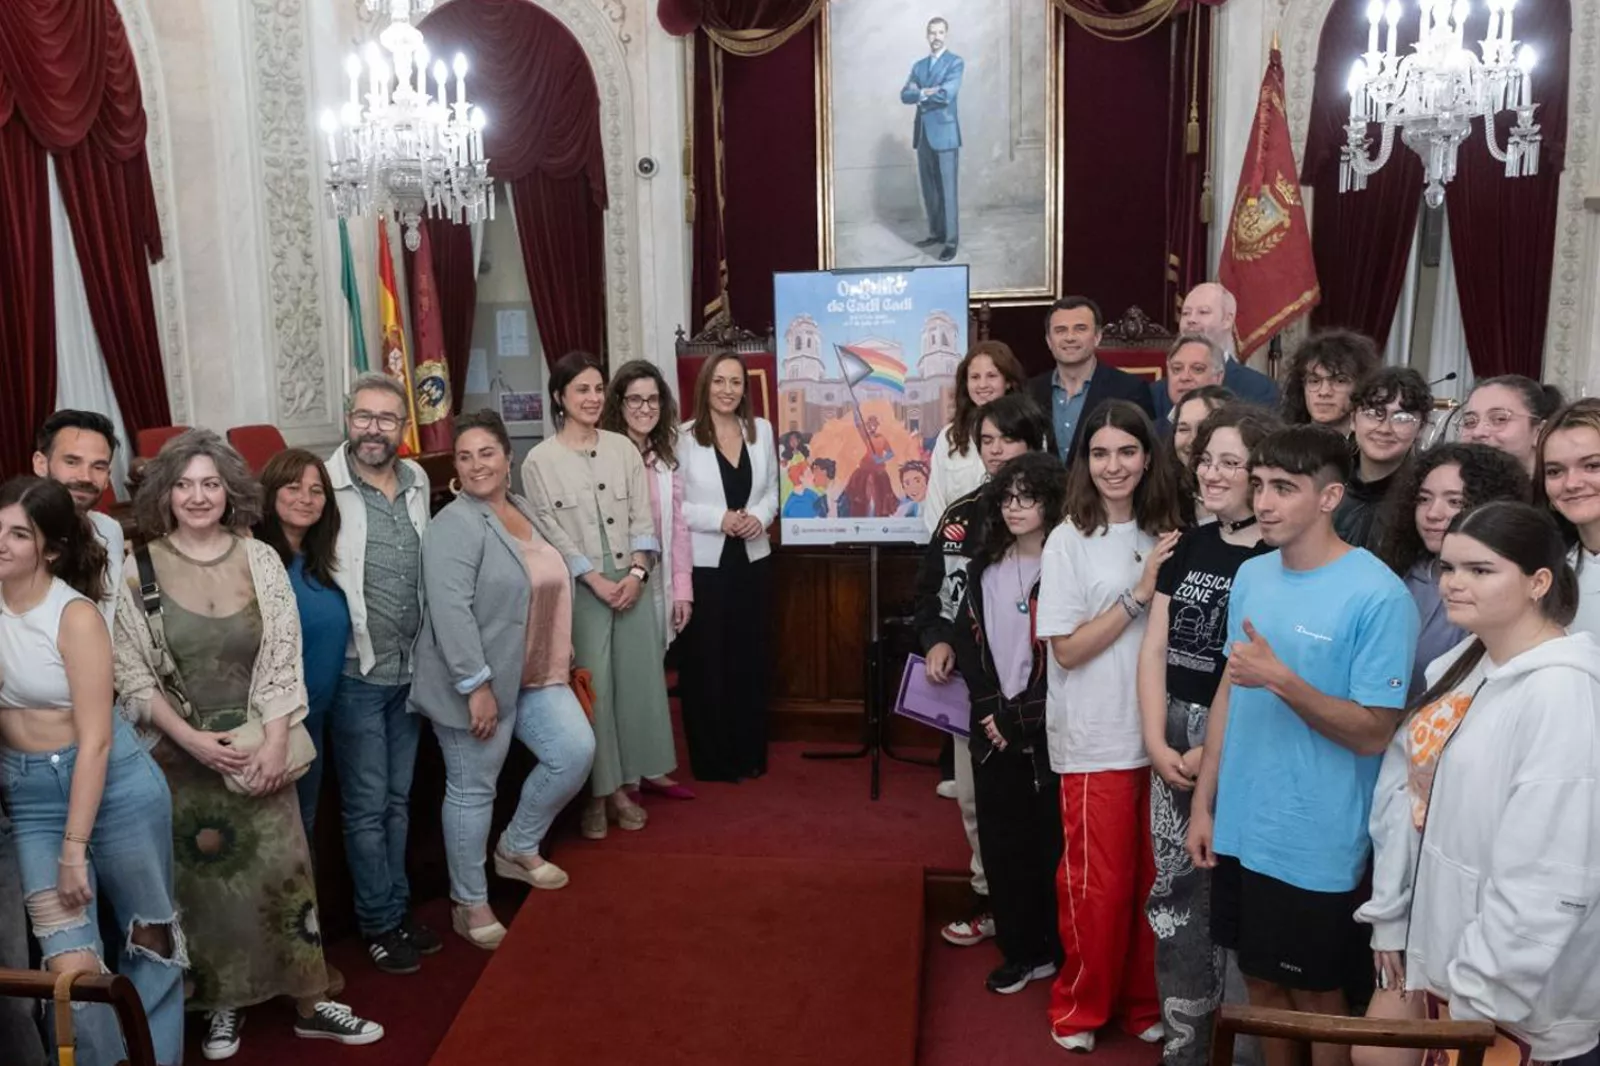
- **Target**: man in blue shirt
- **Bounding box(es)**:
[901,17,963,262]
[1187,425,1417,1041]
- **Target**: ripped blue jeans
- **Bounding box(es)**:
[1,716,185,1066]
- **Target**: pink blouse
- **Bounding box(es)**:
[646,455,694,603]
[514,535,573,688]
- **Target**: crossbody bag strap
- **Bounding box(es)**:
[132,544,192,713]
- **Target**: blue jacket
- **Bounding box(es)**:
[901,51,963,151]
[1151,358,1281,421]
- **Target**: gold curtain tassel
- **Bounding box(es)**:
[1186,104,1201,156]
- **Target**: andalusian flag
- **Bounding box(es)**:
[377,222,422,456]
[339,218,369,374]
[836,343,907,393]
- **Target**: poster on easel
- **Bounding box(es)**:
[773,265,968,546]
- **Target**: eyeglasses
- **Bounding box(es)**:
[1306,372,1356,393]
[1196,455,1246,476]
[622,395,662,412]
[349,410,404,432]
[1357,407,1424,428]
[1458,408,1537,432]
[1000,492,1039,510]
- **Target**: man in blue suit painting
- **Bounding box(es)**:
[901,17,963,263]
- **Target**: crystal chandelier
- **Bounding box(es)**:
[320,0,494,251]
[1341,0,1540,208]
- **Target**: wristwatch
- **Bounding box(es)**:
[629,564,650,584]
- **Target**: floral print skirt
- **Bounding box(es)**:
[154,737,326,1011]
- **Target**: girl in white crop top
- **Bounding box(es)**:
[0,477,185,1066]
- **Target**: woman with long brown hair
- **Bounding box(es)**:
[1037,399,1182,1053]
[601,361,695,800]
[676,353,779,781]
[924,340,1026,530]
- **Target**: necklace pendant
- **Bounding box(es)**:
[1015,598,1030,615]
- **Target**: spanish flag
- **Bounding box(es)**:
[377,222,422,456]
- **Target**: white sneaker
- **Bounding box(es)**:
[1052,1029,1096,1053]
[202,1010,243,1061]
[1138,1023,1167,1044]
[939,911,995,946]
[935,779,958,800]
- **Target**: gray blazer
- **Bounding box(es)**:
[409,492,548,730]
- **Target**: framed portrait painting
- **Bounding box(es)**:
[818,0,1061,303]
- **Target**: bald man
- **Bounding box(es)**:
[1151,282,1280,419]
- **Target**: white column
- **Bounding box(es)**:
[1426,217,1470,406]
[1209,0,1272,275]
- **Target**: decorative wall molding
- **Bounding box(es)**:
[1281,0,1339,159]
[117,0,193,424]
[1546,0,1598,390]
[249,0,330,427]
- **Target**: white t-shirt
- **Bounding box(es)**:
[1569,546,1600,639]
[1036,518,1155,774]
[88,509,124,632]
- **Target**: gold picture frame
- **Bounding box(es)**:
[816,1,1062,305]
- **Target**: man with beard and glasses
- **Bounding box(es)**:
[32,410,123,628]
[326,372,438,975]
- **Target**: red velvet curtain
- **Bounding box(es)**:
[420,0,607,365]
[1162,5,1214,328]
[420,218,478,412]
[0,121,57,475]
[1302,0,1422,347]
[1445,1,1569,379]
[0,0,169,461]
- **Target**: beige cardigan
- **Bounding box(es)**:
[112,536,309,731]
[520,429,660,578]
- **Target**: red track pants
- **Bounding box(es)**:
[1048,768,1160,1038]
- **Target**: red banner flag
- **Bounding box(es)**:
[1218,46,1320,359]
[409,224,454,454]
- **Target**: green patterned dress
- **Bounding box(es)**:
[146,538,325,1011]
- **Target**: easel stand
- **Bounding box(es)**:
[802,544,938,800]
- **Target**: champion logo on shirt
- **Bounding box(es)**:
[1294,624,1333,642]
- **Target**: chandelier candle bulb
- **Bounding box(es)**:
[453,54,467,107]
[1384,0,1401,58]
[1367,0,1383,55]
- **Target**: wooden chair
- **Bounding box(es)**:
[0,967,156,1066]
[1212,1005,1499,1066]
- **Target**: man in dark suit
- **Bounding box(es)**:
[901,17,963,263]
[1150,282,1279,421]
[1027,296,1157,464]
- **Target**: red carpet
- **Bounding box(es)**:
[428,851,925,1066]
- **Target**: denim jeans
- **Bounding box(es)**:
[295,699,330,847]
[0,812,46,1066]
[434,684,595,905]
[331,675,420,937]
[1,717,185,1066]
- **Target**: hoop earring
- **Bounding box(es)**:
[448,477,462,496]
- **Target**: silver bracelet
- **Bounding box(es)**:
[1118,589,1145,619]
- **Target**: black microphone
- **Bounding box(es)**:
[1428,372,1458,387]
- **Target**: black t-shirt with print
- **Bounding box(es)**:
[1155,523,1272,706]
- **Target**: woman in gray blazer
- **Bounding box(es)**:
[411,411,595,950]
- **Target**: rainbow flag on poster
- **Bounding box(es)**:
[837,343,907,393]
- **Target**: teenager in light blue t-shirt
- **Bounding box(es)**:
[1187,425,1417,1024]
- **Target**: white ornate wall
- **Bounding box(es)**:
[1209,0,1600,392]
[133,0,689,448]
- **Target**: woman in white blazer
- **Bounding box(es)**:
[602,359,697,801]
[676,353,779,781]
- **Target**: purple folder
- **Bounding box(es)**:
[893,654,971,738]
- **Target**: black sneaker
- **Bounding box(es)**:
[294,1000,385,1045]
[399,913,443,955]
[366,927,421,974]
[985,959,1058,995]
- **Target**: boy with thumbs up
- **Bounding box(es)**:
[1185,425,1417,1066]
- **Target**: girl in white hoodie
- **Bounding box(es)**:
[1356,501,1600,1066]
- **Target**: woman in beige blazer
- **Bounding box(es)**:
[521,352,674,839]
